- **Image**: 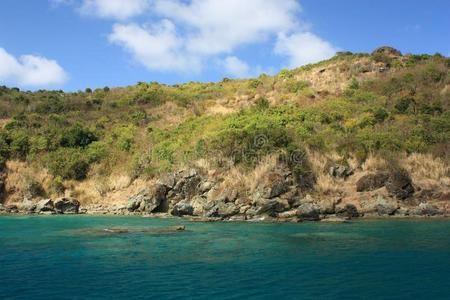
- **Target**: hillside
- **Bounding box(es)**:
[0,47,449,220]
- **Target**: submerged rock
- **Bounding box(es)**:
[80,225,187,236]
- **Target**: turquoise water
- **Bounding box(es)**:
[0,216,449,299]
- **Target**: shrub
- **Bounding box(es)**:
[46,148,90,180]
[86,141,108,163]
[255,97,270,111]
[248,79,263,89]
[373,107,389,122]
[60,124,97,148]
[9,130,29,159]
[49,176,65,195]
[112,125,135,151]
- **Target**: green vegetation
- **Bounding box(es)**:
[0,51,448,182]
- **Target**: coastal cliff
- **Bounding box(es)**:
[0,47,449,221]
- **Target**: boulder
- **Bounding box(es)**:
[199,181,214,194]
[329,165,354,179]
[54,197,80,214]
[385,170,414,200]
[277,209,298,219]
[172,173,201,199]
[336,204,359,219]
[190,195,208,215]
[171,201,194,217]
[356,173,389,192]
[127,184,167,212]
[414,203,442,216]
[6,205,19,214]
[216,202,239,218]
[373,196,398,216]
[35,199,55,213]
[158,173,177,190]
[254,199,288,216]
[263,181,289,199]
[296,202,321,220]
[20,199,36,213]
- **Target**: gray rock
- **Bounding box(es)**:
[54,197,80,214]
[190,195,208,215]
[296,202,321,220]
[329,165,354,179]
[356,173,389,192]
[171,201,194,216]
[216,202,239,218]
[414,203,442,216]
[254,199,287,216]
[199,181,214,193]
[386,170,414,200]
[277,209,298,219]
[263,181,288,199]
[127,184,167,212]
[35,199,55,212]
[21,199,36,213]
[158,174,177,189]
[336,204,359,218]
[374,197,398,216]
[173,174,201,199]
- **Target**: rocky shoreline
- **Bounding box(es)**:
[1,166,448,223]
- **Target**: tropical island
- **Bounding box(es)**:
[0,47,448,221]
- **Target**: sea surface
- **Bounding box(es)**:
[0,216,449,300]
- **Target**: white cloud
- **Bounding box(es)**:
[0,48,68,87]
[275,32,338,68]
[80,0,149,20]
[63,0,338,74]
[154,0,301,55]
[108,21,201,72]
[221,56,250,78]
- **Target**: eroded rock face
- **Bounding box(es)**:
[373,196,398,216]
[385,171,415,200]
[356,173,389,192]
[35,199,55,213]
[296,202,321,221]
[127,184,167,212]
[336,204,359,219]
[171,201,194,217]
[414,203,442,216]
[54,197,80,214]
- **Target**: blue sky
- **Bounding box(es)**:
[0,0,449,91]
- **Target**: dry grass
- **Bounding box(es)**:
[209,155,278,199]
[362,154,388,172]
[315,174,343,195]
[245,155,278,193]
[402,153,449,183]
